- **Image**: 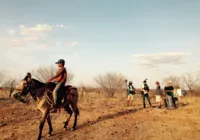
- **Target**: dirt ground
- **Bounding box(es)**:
[0,91,200,140]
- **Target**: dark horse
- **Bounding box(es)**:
[26,79,79,140]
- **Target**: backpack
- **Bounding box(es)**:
[128,85,135,95]
[143,84,149,92]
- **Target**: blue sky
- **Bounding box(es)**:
[0,0,200,87]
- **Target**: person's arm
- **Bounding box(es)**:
[147,85,150,91]
[140,85,143,91]
[133,86,135,92]
[133,86,136,94]
[170,86,174,92]
[49,68,64,81]
[164,86,167,92]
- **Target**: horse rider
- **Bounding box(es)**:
[48,59,67,113]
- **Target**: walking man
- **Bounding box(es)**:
[141,79,152,108]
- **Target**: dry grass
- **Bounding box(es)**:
[0,89,200,140]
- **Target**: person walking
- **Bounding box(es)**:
[127,81,135,106]
[164,81,176,109]
[155,81,162,108]
[141,79,152,108]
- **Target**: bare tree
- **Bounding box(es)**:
[94,72,126,97]
[0,69,9,87]
[2,77,19,88]
[181,72,200,92]
[0,70,19,97]
[163,75,181,88]
[2,77,21,98]
[31,65,74,84]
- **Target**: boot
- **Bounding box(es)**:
[50,108,57,113]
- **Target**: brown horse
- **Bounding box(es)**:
[26,78,79,140]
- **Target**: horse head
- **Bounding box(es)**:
[22,78,46,100]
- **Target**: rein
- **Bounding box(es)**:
[31,82,54,107]
[31,83,48,99]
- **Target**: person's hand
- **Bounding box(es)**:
[47,79,52,83]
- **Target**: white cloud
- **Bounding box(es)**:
[0,37,35,47]
[59,24,64,28]
[7,24,53,46]
[11,36,39,46]
[20,24,53,36]
[55,24,68,29]
[0,37,12,46]
[70,41,78,46]
[56,42,61,46]
[20,25,25,28]
[11,39,27,46]
[6,30,15,36]
[132,52,189,68]
[2,23,70,48]
[41,41,53,48]
[24,36,38,42]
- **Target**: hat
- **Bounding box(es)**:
[143,78,148,83]
[55,59,65,64]
[155,81,159,84]
[168,80,172,84]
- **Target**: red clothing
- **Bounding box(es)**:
[54,67,67,84]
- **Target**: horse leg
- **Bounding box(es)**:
[46,113,53,137]
[38,110,48,140]
[63,104,73,130]
[71,104,79,131]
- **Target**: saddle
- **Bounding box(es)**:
[64,85,77,100]
[45,83,77,108]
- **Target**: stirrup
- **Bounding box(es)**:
[50,108,57,113]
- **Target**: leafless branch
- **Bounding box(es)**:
[31,65,74,84]
[94,72,126,97]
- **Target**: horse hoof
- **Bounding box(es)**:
[47,134,52,137]
[71,128,75,131]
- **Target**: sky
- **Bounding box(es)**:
[0,0,200,88]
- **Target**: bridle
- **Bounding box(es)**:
[27,81,48,100]
[28,81,54,106]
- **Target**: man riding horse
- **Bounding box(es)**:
[11,60,79,139]
[12,59,68,112]
[47,59,67,113]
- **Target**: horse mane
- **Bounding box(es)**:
[31,78,45,86]
[31,78,74,89]
[32,78,57,89]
